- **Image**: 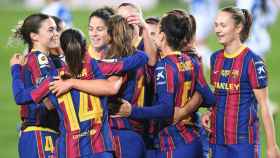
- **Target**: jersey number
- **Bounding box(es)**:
[44,136,54,153]
[58,92,103,131]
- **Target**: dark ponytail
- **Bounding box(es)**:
[160,9,193,51]
[241,9,253,43]
[60,29,86,78]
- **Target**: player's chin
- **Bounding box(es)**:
[217,38,226,45]
[49,43,60,49]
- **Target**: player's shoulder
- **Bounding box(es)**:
[246,48,264,61]
[26,51,49,65]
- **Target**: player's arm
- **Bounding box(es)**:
[248,56,280,157]
[142,22,157,66]
[193,57,215,106]
[173,59,215,123]
[173,91,202,123]
[126,14,157,66]
[50,76,122,97]
[253,88,280,157]
[117,64,174,119]
[10,54,52,104]
[50,59,123,97]
[98,50,148,75]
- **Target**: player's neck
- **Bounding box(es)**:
[224,40,243,54]
[33,44,49,55]
[161,45,177,56]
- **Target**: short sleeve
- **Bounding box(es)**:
[248,55,268,89]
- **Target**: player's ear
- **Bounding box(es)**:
[30,32,39,42]
[235,23,243,35]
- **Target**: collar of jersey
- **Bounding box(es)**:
[88,44,100,59]
[31,48,49,56]
[224,45,246,58]
[161,51,181,58]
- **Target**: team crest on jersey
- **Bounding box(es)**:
[177,61,193,72]
[231,70,240,78]
[38,54,49,68]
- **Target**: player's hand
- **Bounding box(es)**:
[126,13,146,29]
[10,53,24,66]
[267,145,280,158]
[49,77,73,96]
[173,107,185,124]
[201,111,211,132]
[115,99,132,117]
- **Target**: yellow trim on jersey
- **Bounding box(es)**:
[224,45,246,58]
[161,51,181,58]
[23,126,58,134]
[137,76,145,107]
[88,44,101,60]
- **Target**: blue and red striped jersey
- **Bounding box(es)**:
[210,46,268,144]
[130,52,214,151]
[47,56,114,157]
[94,49,149,131]
[11,50,59,130]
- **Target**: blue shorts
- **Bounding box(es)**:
[146,137,203,158]
[209,144,260,158]
[18,128,58,158]
[112,129,145,158]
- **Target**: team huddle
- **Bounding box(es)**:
[9,1,280,158]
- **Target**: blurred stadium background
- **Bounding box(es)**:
[0,0,279,157]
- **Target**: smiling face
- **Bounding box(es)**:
[214,11,242,46]
[88,16,109,51]
[32,17,59,51]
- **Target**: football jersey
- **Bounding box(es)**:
[12,50,59,130]
[130,52,214,151]
[47,56,113,158]
[210,46,267,144]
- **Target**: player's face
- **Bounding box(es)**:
[146,23,158,45]
[35,18,59,51]
[155,24,164,49]
[214,11,241,45]
[88,16,109,50]
[117,6,141,38]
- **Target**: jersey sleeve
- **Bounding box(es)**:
[11,64,53,105]
[193,58,215,107]
[130,63,174,119]
[248,55,268,89]
[97,50,148,76]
